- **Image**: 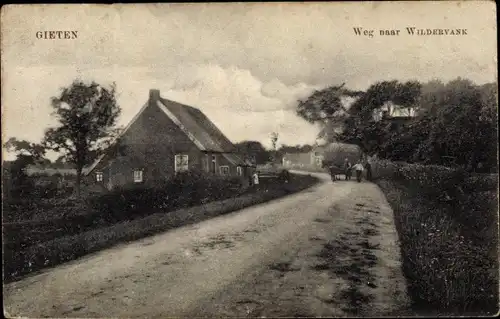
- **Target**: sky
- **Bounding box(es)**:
[1,2,497,160]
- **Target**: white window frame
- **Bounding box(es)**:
[219,165,230,176]
[133,169,143,183]
[237,166,243,176]
[175,154,189,172]
[96,171,103,182]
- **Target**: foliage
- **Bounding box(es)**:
[234,140,270,164]
[412,79,498,170]
[88,170,243,222]
[3,137,46,160]
[296,83,363,142]
[322,142,363,166]
[278,144,313,154]
[296,78,498,172]
[3,138,49,200]
[376,170,498,315]
[296,83,363,122]
[4,174,319,282]
[42,80,122,196]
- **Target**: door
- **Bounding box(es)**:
[211,155,217,174]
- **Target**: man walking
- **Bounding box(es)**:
[352,161,364,182]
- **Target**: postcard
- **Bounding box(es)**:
[2,2,498,318]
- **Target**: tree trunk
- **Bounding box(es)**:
[75,168,82,198]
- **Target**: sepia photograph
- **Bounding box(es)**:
[1,1,498,317]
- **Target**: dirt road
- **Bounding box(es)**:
[4,172,410,317]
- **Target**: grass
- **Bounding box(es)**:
[376,178,499,316]
[3,173,319,283]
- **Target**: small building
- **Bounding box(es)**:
[281,146,325,169]
[83,89,252,190]
[282,143,363,170]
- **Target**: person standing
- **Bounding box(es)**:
[352,161,364,182]
[365,160,372,181]
[344,158,352,181]
[328,163,337,181]
[252,172,260,185]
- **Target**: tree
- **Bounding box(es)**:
[42,80,121,197]
[269,132,279,164]
[3,137,47,199]
[297,77,496,171]
[4,137,46,161]
[296,81,421,149]
[270,132,279,150]
[296,83,364,143]
[278,144,313,154]
[412,78,497,170]
[336,80,422,157]
[234,141,270,165]
[322,142,363,167]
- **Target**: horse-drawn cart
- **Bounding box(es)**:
[325,164,346,181]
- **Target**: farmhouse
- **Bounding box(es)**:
[84,89,252,190]
[282,152,315,168]
[281,145,326,169]
[282,143,363,169]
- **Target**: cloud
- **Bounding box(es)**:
[1,2,497,160]
[2,63,322,158]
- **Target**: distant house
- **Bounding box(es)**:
[281,145,326,169]
[282,152,315,168]
[83,89,252,190]
[283,143,363,170]
[372,101,418,121]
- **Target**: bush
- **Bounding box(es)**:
[376,163,499,315]
[394,164,467,200]
[377,179,499,315]
[87,171,244,223]
[4,173,320,282]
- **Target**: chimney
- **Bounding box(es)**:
[149,89,160,102]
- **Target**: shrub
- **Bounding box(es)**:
[377,178,499,315]
[3,173,320,282]
[376,160,499,315]
[87,172,244,223]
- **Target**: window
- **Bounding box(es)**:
[133,170,143,183]
[219,166,229,176]
[96,172,103,182]
[175,154,189,172]
[237,166,243,176]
